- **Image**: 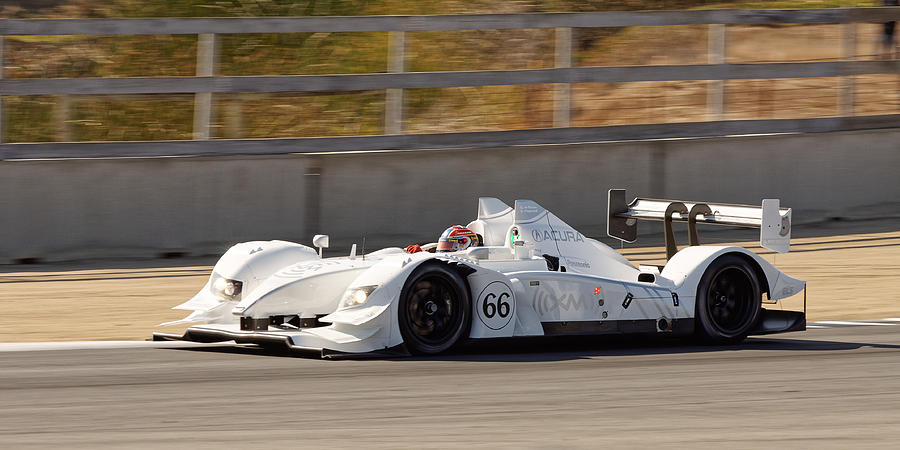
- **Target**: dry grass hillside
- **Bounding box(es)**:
[0,0,896,142]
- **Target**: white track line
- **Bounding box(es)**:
[0,340,230,352]
[809,320,899,327]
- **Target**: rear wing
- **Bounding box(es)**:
[607,189,792,259]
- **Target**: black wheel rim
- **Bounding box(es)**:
[705,266,756,334]
[405,275,463,346]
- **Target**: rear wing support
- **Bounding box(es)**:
[608,189,792,260]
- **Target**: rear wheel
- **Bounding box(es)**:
[695,254,762,344]
[398,263,471,355]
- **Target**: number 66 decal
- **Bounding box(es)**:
[477,281,515,330]
[483,292,510,318]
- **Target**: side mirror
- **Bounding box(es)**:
[312,234,330,257]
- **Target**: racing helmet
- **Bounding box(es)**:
[436,225,480,253]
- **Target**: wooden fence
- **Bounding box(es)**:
[0,7,899,159]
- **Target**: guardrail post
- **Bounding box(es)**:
[840,22,856,117]
[707,24,726,121]
[193,33,218,140]
[385,31,405,135]
[554,27,572,128]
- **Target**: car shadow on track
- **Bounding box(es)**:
[168,331,900,362]
[415,334,898,363]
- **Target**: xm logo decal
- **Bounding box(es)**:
[531,287,600,318]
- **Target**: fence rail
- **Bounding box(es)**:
[2,61,899,95]
[2,114,898,160]
[1,7,899,157]
[2,8,900,35]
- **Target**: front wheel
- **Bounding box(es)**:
[398,263,472,355]
[695,254,762,344]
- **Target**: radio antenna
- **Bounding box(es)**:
[362,236,366,261]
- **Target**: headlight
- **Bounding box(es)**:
[211,275,243,301]
[339,285,378,309]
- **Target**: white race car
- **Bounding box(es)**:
[154,190,806,357]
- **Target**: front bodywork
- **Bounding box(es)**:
[155,197,805,357]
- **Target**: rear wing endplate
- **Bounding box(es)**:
[608,189,792,259]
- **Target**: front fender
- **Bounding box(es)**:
[322,252,478,349]
[236,260,371,318]
[213,240,320,292]
[164,240,320,326]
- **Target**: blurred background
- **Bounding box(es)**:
[0,0,897,262]
[1,0,897,142]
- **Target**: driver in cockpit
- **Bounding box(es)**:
[405,225,481,254]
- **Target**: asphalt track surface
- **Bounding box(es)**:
[3,325,900,449]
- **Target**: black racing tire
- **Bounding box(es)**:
[695,254,762,344]
[398,262,472,355]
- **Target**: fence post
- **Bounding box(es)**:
[707,24,726,121]
[840,22,856,117]
[554,27,572,128]
[224,95,245,139]
[385,31,405,135]
[53,94,71,141]
[193,33,218,140]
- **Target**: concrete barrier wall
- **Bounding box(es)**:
[0,156,313,261]
[2,128,898,262]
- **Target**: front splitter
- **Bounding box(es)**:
[152,324,407,359]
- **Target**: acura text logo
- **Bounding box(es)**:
[531,229,585,243]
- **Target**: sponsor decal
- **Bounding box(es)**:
[565,257,591,270]
[622,292,634,309]
[531,287,601,317]
[276,260,343,278]
[530,228,585,243]
[441,254,476,265]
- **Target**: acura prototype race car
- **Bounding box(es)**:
[153,189,806,357]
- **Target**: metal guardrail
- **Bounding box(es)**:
[0,8,898,156]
